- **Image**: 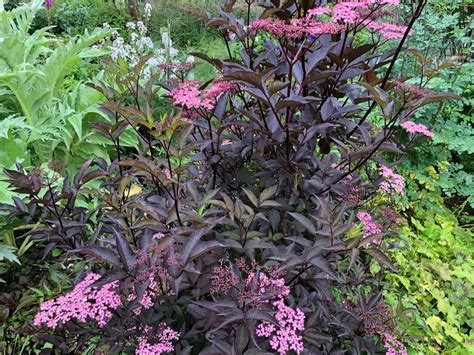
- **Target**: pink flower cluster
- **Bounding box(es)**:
[245,266,304,353]
[379,166,405,195]
[381,332,408,355]
[34,273,122,328]
[210,260,237,294]
[244,272,290,304]
[363,20,412,39]
[205,81,235,102]
[394,81,432,97]
[256,299,305,355]
[342,175,362,204]
[153,232,166,240]
[356,212,382,238]
[307,6,331,16]
[332,2,369,24]
[249,18,344,39]
[128,240,177,315]
[376,0,400,5]
[128,275,159,315]
[249,1,411,41]
[400,121,434,137]
[344,300,405,354]
[168,80,234,111]
[236,262,289,308]
[168,81,206,109]
[210,259,305,352]
[331,0,400,24]
[136,324,180,355]
[306,1,411,39]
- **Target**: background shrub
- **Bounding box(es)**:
[385,203,473,353]
[398,0,473,220]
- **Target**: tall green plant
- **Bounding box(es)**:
[0,0,104,122]
[0,0,137,202]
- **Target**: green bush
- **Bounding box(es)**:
[399,0,473,215]
[51,0,132,36]
[384,197,474,353]
[147,0,219,47]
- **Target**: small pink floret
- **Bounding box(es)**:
[249,18,344,39]
[135,324,180,355]
[168,80,234,111]
[34,273,122,329]
[381,332,408,355]
[400,121,434,137]
[380,166,405,195]
[356,212,382,238]
[307,6,331,16]
[257,299,305,354]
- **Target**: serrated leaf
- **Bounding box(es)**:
[0,244,20,264]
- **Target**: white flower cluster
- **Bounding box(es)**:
[144,3,152,18]
[95,3,192,79]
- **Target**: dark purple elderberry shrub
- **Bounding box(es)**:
[1,0,457,353]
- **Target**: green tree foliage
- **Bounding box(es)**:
[51,0,132,37]
[400,0,473,213]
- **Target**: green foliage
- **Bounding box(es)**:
[0,244,19,264]
[0,255,81,353]
[147,0,219,48]
[0,1,107,123]
[52,0,132,37]
[402,60,474,213]
[0,244,19,283]
[400,0,473,212]
[384,204,474,353]
[0,0,138,202]
[188,35,234,81]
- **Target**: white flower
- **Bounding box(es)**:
[144,3,152,18]
[169,47,178,58]
[161,32,171,48]
[137,21,147,34]
[148,57,161,66]
[141,36,154,49]
[102,20,192,81]
[111,37,127,61]
[131,32,139,43]
[152,52,166,64]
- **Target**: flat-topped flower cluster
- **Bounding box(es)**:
[211,258,306,354]
[249,0,411,39]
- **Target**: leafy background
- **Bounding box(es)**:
[0,0,472,353]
